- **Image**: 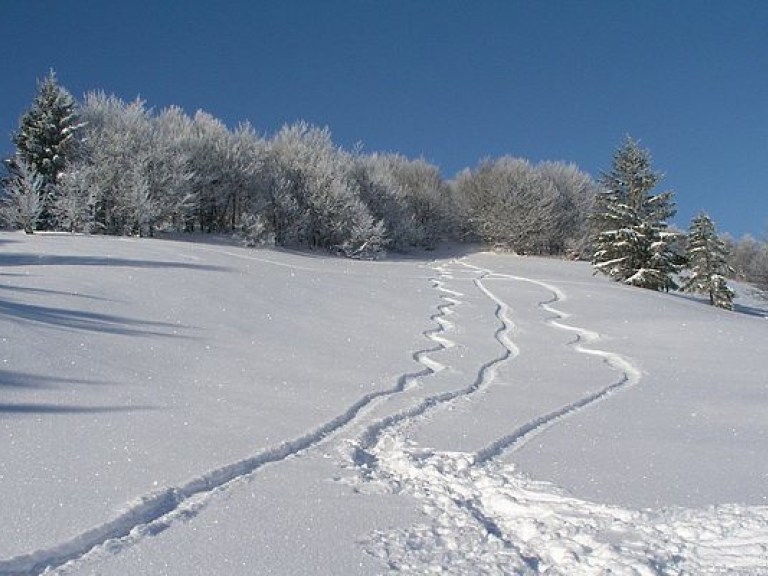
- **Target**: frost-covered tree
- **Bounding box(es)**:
[387,156,456,249]
[52,164,99,233]
[591,136,681,290]
[72,92,152,234]
[723,234,768,290]
[454,158,596,255]
[142,106,196,235]
[455,157,560,254]
[69,93,196,236]
[352,153,455,251]
[1,159,44,233]
[536,161,598,256]
[183,112,266,233]
[11,70,83,229]
[185,111,233,232]
[683,213,734,309]
[259,122,385,257]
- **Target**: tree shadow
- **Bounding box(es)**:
[0,403,156,415]
[0,370,108,390]
[0,284,111,301]
[733,302,768,318]
[671,292,768,318]
[0,252,231,272]
[0,299,189,337]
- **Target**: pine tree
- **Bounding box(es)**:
[683,213,734,309]
[11,70,83,229]
[591,136,681,290]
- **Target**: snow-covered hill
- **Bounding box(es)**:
[1,232,766,575]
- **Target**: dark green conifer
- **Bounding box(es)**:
[591,136,681,290]
[683,213,734,309]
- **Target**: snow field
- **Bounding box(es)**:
[1,234,767,574]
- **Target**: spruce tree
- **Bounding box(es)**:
[10,70,82,229]
[683,213,734,309]
[591,136,681,290]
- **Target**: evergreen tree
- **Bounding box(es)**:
[591,136,681,290]
[11,70,83,229]
[683,213,734,309]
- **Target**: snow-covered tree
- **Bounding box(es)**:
[260,122,385,257]
[455,157,560,254]
[52,164,99,233]
[73,92,152,234]
[683,213,734,309]
[1,158,44,233]
[723,234,768,290]
[352,153,455,251]
[536,161,598,256]
[185,111,234,232]
[591,136,681,290]
[215,121,266,232]
[70,93,197,236]
[11,70,83,229]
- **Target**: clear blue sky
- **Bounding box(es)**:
[2,1,766,237]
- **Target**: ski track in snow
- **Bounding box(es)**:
[355,258,768,575]
[460,261,643,463]
[348,263,518,465]
[0,259,478,576]
[0,335,439,572]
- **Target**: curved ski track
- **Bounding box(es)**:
[353,257,641,467]
[0,271,453,575]
[359,258,768,574]
[459,261,643,463]
[350,263,520,464]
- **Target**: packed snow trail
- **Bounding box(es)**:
[355,258,768,574]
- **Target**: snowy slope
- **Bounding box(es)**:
[0,232,766,575]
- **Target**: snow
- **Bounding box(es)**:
[1,232,766,574]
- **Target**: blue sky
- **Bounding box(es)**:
[2,1,766,237]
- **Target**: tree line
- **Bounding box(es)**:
[3,72,766,308]
[0,72,595,259]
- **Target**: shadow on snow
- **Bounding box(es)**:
[0,299,188,337]
[0,403,155,415]
[0,370,108,390]
[0,252,230,272]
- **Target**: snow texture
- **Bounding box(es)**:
[0,232,766,574]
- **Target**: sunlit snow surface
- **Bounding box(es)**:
[0,232,766,575]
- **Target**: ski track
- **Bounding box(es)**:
[460,261,643,463]
[0,269,457,575]
[357,258,768,574]
[350,263,518,465]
